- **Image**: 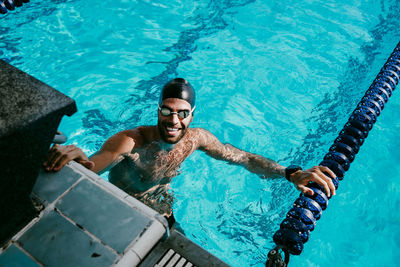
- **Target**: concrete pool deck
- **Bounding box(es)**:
[0,59,228,267]
[0,161,229,266]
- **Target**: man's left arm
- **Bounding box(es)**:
[196,128,336,197]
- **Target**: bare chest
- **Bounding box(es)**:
[109,139,197,194]
[131,144,190,180]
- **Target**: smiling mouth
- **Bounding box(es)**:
[165,126,181,136]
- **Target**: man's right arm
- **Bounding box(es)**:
[43,129,140,173]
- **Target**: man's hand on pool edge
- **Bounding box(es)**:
[43,144,95,172]
[289,166,336,197]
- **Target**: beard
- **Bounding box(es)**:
[157,121,188,144]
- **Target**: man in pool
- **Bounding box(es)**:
[43,78,336,227]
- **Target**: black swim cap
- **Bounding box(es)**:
[159,78,196,108]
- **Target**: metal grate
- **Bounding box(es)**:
[139,230,229,267]
[155,249,194,267]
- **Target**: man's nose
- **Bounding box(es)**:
[169,113,180,124]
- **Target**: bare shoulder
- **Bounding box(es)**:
[189,127,210,139]
[117,126,159,147]
[101,127,150,153]
[189,128,219,149]
[189,127,212,136]
[136,126,159,144]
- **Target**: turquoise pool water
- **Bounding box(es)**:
[2,0,400,266]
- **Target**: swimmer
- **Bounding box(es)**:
[43,78,336,227]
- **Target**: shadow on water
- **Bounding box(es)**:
[2,0,399,264]
[209,0,400,264]
[81,0,256,150]
[0,0,75,66]
[281,0,400,167]
[80,1,400,264]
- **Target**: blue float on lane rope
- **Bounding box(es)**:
[0,0,29,14]
[267,41,400,266]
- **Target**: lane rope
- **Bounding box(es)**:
[0,0,30,14]
[267,41,400,266]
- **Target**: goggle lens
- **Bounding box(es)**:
[159,107,190,119]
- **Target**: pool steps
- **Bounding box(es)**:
[269,41,400,261]
[0,162,229,266]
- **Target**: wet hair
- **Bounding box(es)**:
[159,78,196,109]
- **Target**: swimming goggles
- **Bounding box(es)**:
[158,105,195,119]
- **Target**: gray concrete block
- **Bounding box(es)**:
[17,210,117,267]
[94,176,129,199]
[0,244,40,267]
[32,166,82,204]
[0,59,77,245]
[56,179,152,253]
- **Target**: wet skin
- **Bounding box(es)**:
[108,127,199,215]
[44,98,337,217]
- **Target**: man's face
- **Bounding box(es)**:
[157,98,193,144]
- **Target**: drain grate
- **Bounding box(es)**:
[155,249,194,267]
[139,230,229,267]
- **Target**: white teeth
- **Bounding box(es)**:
[166,127,179,132]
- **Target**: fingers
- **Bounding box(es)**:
[53,154,70,171]
[297,184,314,196]
[78,160,95,170]
[319,165,336,180]
[43,144,62,171]
[310,174,331,197]
[316,167,336,196]
[43,144,58,166]
[291,166,337,198]
[309,169,333,197]
[43,144,80,172]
